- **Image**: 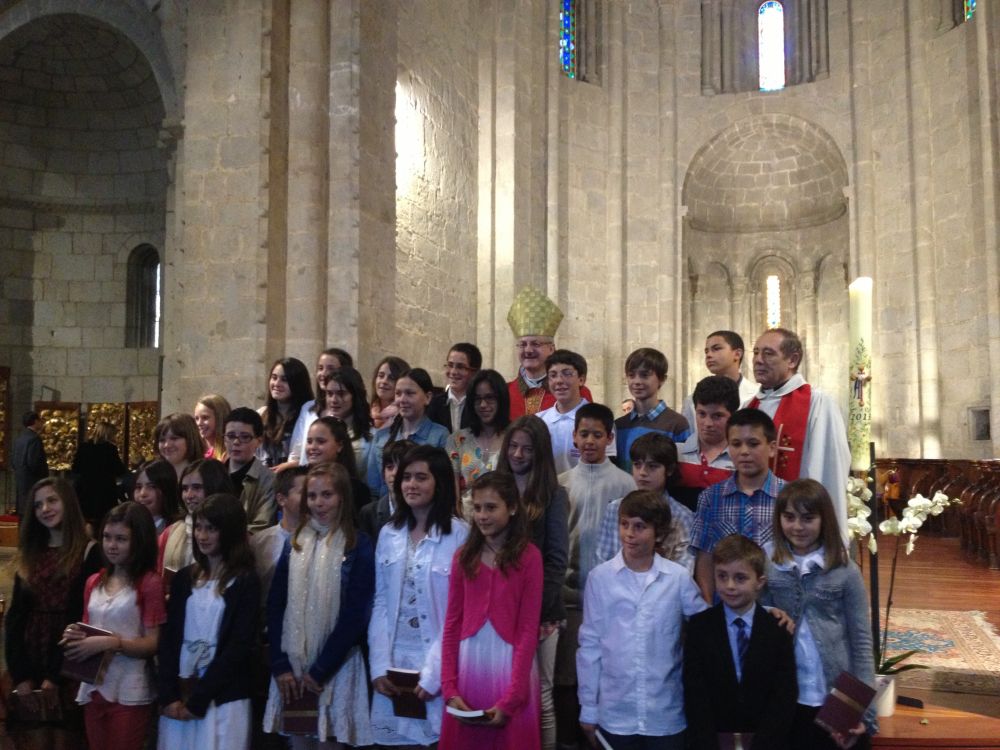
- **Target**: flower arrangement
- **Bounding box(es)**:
[847,481,961,674]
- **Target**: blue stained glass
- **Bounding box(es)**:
[758,1,785,92]
[965,0,976,20]
[560,0,577,79]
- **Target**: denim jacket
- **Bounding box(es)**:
[761,554,878,732]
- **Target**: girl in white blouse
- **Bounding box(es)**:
[368,445,469,747]
[64,501,166,750]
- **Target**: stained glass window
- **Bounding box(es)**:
[560,0,577,79]
[965,0,976,20]
[766,275,782,329]
[758,1,785,92]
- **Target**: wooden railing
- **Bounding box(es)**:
[874,459,1000,570]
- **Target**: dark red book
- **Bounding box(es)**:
[60,622,114,685]
[280,690,320,735]
[716,733,754,750]
[814,671,876,737]
[387,667,426,719]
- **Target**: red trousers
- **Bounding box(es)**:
[83,692,152,750]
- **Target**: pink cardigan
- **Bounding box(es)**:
[440,543,542,715]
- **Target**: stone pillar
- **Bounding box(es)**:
[283,0,330,363]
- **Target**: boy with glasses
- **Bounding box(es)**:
[224,406,275,532]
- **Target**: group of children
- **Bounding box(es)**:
[4,339,877,750]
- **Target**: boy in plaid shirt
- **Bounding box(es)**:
[691,409,784,602]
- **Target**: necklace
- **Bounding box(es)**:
[484,539,503,555]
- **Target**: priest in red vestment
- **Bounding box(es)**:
[748,327,851,544]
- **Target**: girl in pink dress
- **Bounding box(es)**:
[65,502,166,750]
[440,472,542,750]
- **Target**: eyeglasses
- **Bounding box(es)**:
[224,432,255,444]
[444,362,471,372]
[516,339,553,350]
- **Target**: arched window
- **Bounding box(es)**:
[558,0,600,83]
[766,274,782,328]
[758,1,785,91]
[125,244,161,348]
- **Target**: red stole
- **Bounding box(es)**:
[678,458,733,489]
[749,384,811,481]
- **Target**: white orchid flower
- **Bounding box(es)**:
[880,518,900,535]
[867,535,878,554]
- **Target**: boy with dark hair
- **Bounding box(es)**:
[674,375,739,510]
[224,406,275,533]
[682,330,758,432]
[615,347,690,473]
[595,432,695,572]
[556,401,635,748]
[538,349,612,473]
[578,490,707,749]
[684,534,797,750]
[690,408,783,602]
[427,342,482,432]
[357,439,416,540]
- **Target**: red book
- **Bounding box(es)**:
[280,690,320,735]
[814,671,876,737]
[60,622,114,685]
[387,667,426,719]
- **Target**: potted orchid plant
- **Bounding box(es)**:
[846,481,960,715]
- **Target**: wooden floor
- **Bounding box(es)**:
[864,533,1000,748]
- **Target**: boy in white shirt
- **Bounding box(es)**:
[538,349,610,473]
[577,490,707,749]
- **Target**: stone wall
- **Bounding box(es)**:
[0,11,166,429]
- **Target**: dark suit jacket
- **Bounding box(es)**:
[684,602,797,750]
[12,428,48,514]
[358,493,393,542]
[426,391,471,433]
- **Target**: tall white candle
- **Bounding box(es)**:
[848,277,873,471]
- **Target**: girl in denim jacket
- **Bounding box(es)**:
[762,479,876,750]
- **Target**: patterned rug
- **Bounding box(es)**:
[884,608,1000,695]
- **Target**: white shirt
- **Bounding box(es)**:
[446,387,466,433]
[251,524,291,606]
[577,552,708,736]
[539,399,617,474]
[770,544,828,706]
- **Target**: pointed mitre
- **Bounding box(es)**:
[506,286,564,338]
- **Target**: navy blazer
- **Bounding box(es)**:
[683,602,797,750]
[426,391,471,433]
[267,532,375,685]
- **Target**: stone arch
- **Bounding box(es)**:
[0,0,178,121]
[680,113,850,399]
[0,10,169,425]
[683,114,848,233]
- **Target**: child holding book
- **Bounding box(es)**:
[440,472,543,750]
[264,463,374,747]
[157,494,261,749]
[683,534,797,750]
[65,502,166,750]
[368,446,469,747]
[577,489,707,749]
[762,479,876,750]
[6,478,102,739]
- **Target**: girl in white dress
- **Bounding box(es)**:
[157,494,260,750]
[368,445,469,748]
[264,463,374,748]
[64,501,166,750]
